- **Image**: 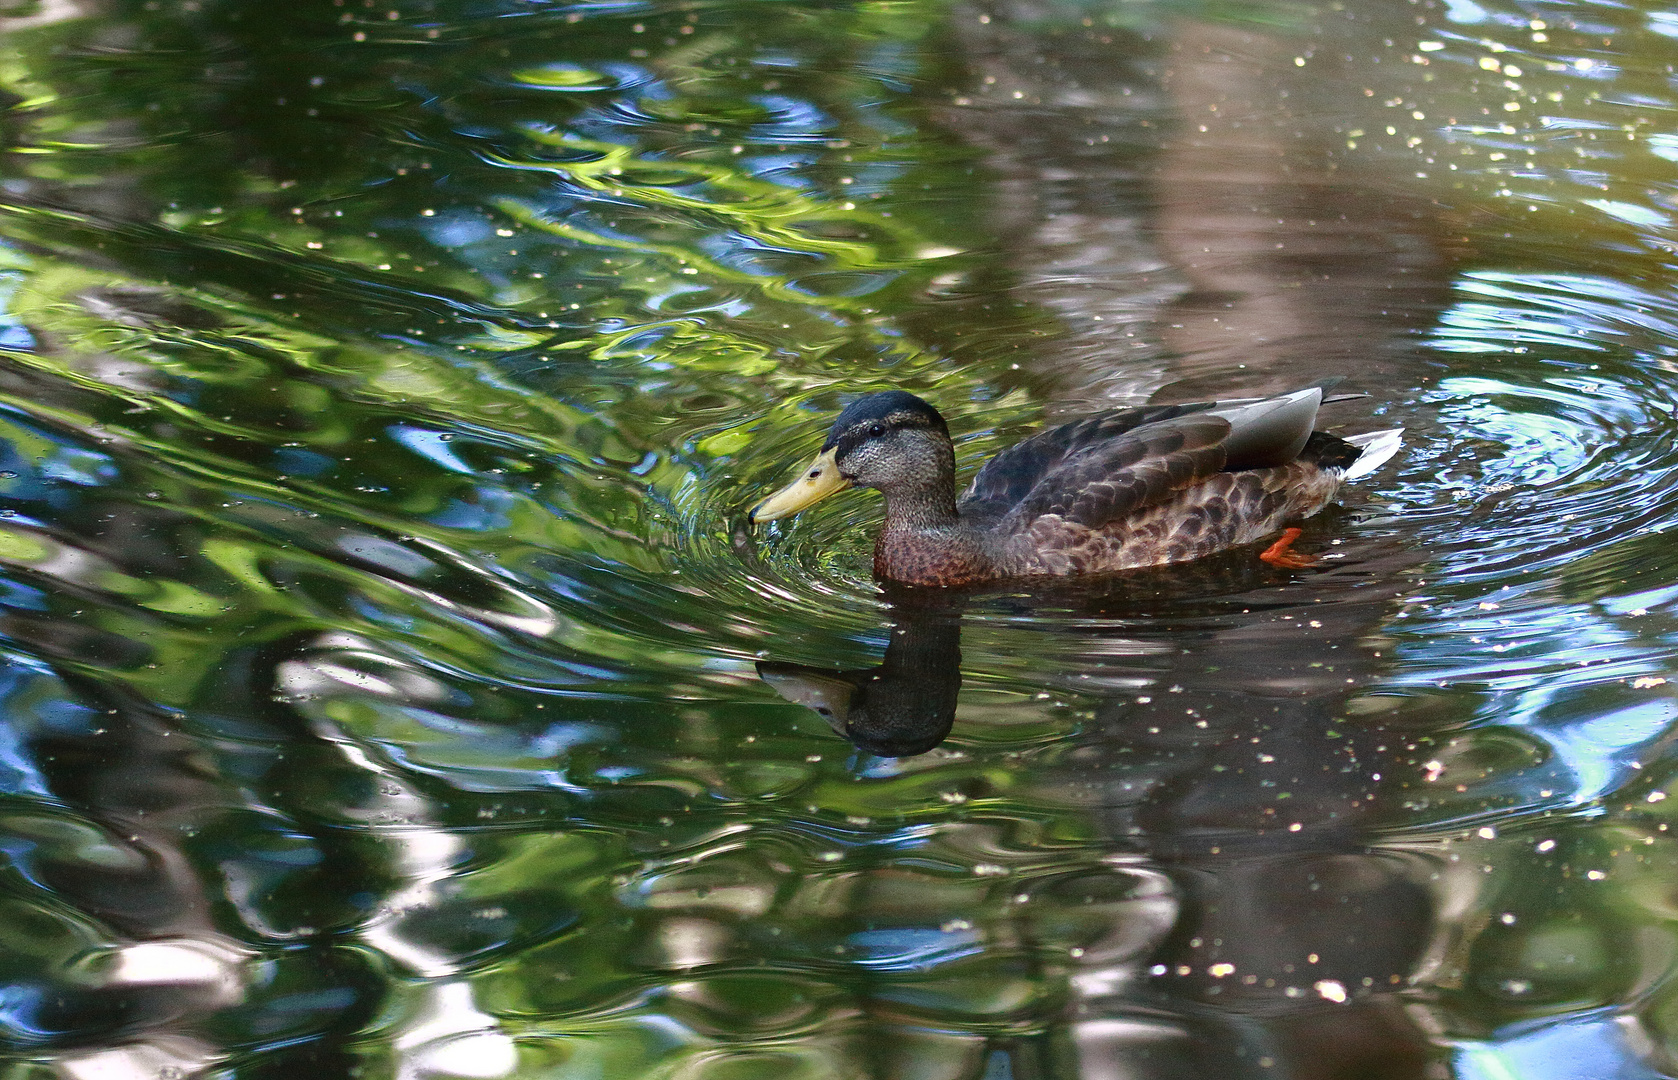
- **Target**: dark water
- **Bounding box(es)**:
[2,0,1678,1076]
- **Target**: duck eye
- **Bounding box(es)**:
[867,422,886,438]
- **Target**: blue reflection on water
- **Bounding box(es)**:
[1457,1012,1667,1080]
[1583,200,1673,230]
[1437,380,1594,487]
[426,489,517,530]
[389,425,477,474]
[1385,267,1678,814]
[1430,272,1678,353]
[845,927,984,971]
[0,271,32,353]
[1442,0,1490,23]
[1542,701,1678,803]
[0,664,91,797]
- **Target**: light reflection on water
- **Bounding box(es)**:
[3,0,1678,1076]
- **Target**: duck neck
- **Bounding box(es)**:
[873,483,991,586]
[880,483,961,535]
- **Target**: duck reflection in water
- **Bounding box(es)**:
[755,530,1446,1077]
[754,549,1354,762]
[758,588,964,758]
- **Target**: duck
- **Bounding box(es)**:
[748,386,1401,587]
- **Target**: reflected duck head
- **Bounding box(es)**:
[757,659,957,758]
[757,602,963,758]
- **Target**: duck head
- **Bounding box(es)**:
[749,391,955,524]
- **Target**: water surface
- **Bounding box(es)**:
[3,0,1678,1076]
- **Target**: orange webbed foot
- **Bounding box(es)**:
[1259,527,1316,569]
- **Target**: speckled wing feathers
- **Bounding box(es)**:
[962,390,1328,536]
[945,390,1350,577]
[957,413,1231,533]
[957,402,1220,521]
[1006,463,1342,576]
[1007,415,1233,531]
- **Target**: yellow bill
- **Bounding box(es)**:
[749,447,850,523]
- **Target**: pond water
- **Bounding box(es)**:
[3,0,1678,1076]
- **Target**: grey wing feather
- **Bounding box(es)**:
[1001,414,1233,532]
[958,402,1222,521]
[1201,387,1323,469]
[975,388,1326,533]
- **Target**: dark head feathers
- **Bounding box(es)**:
[822,391,949,452]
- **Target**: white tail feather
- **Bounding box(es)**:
[1341,429,1403,481]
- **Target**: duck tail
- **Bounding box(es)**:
[1341,429,1404,480]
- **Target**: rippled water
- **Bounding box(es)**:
[5,0,1678,1076]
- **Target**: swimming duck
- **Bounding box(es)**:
[748,387,1401,587]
